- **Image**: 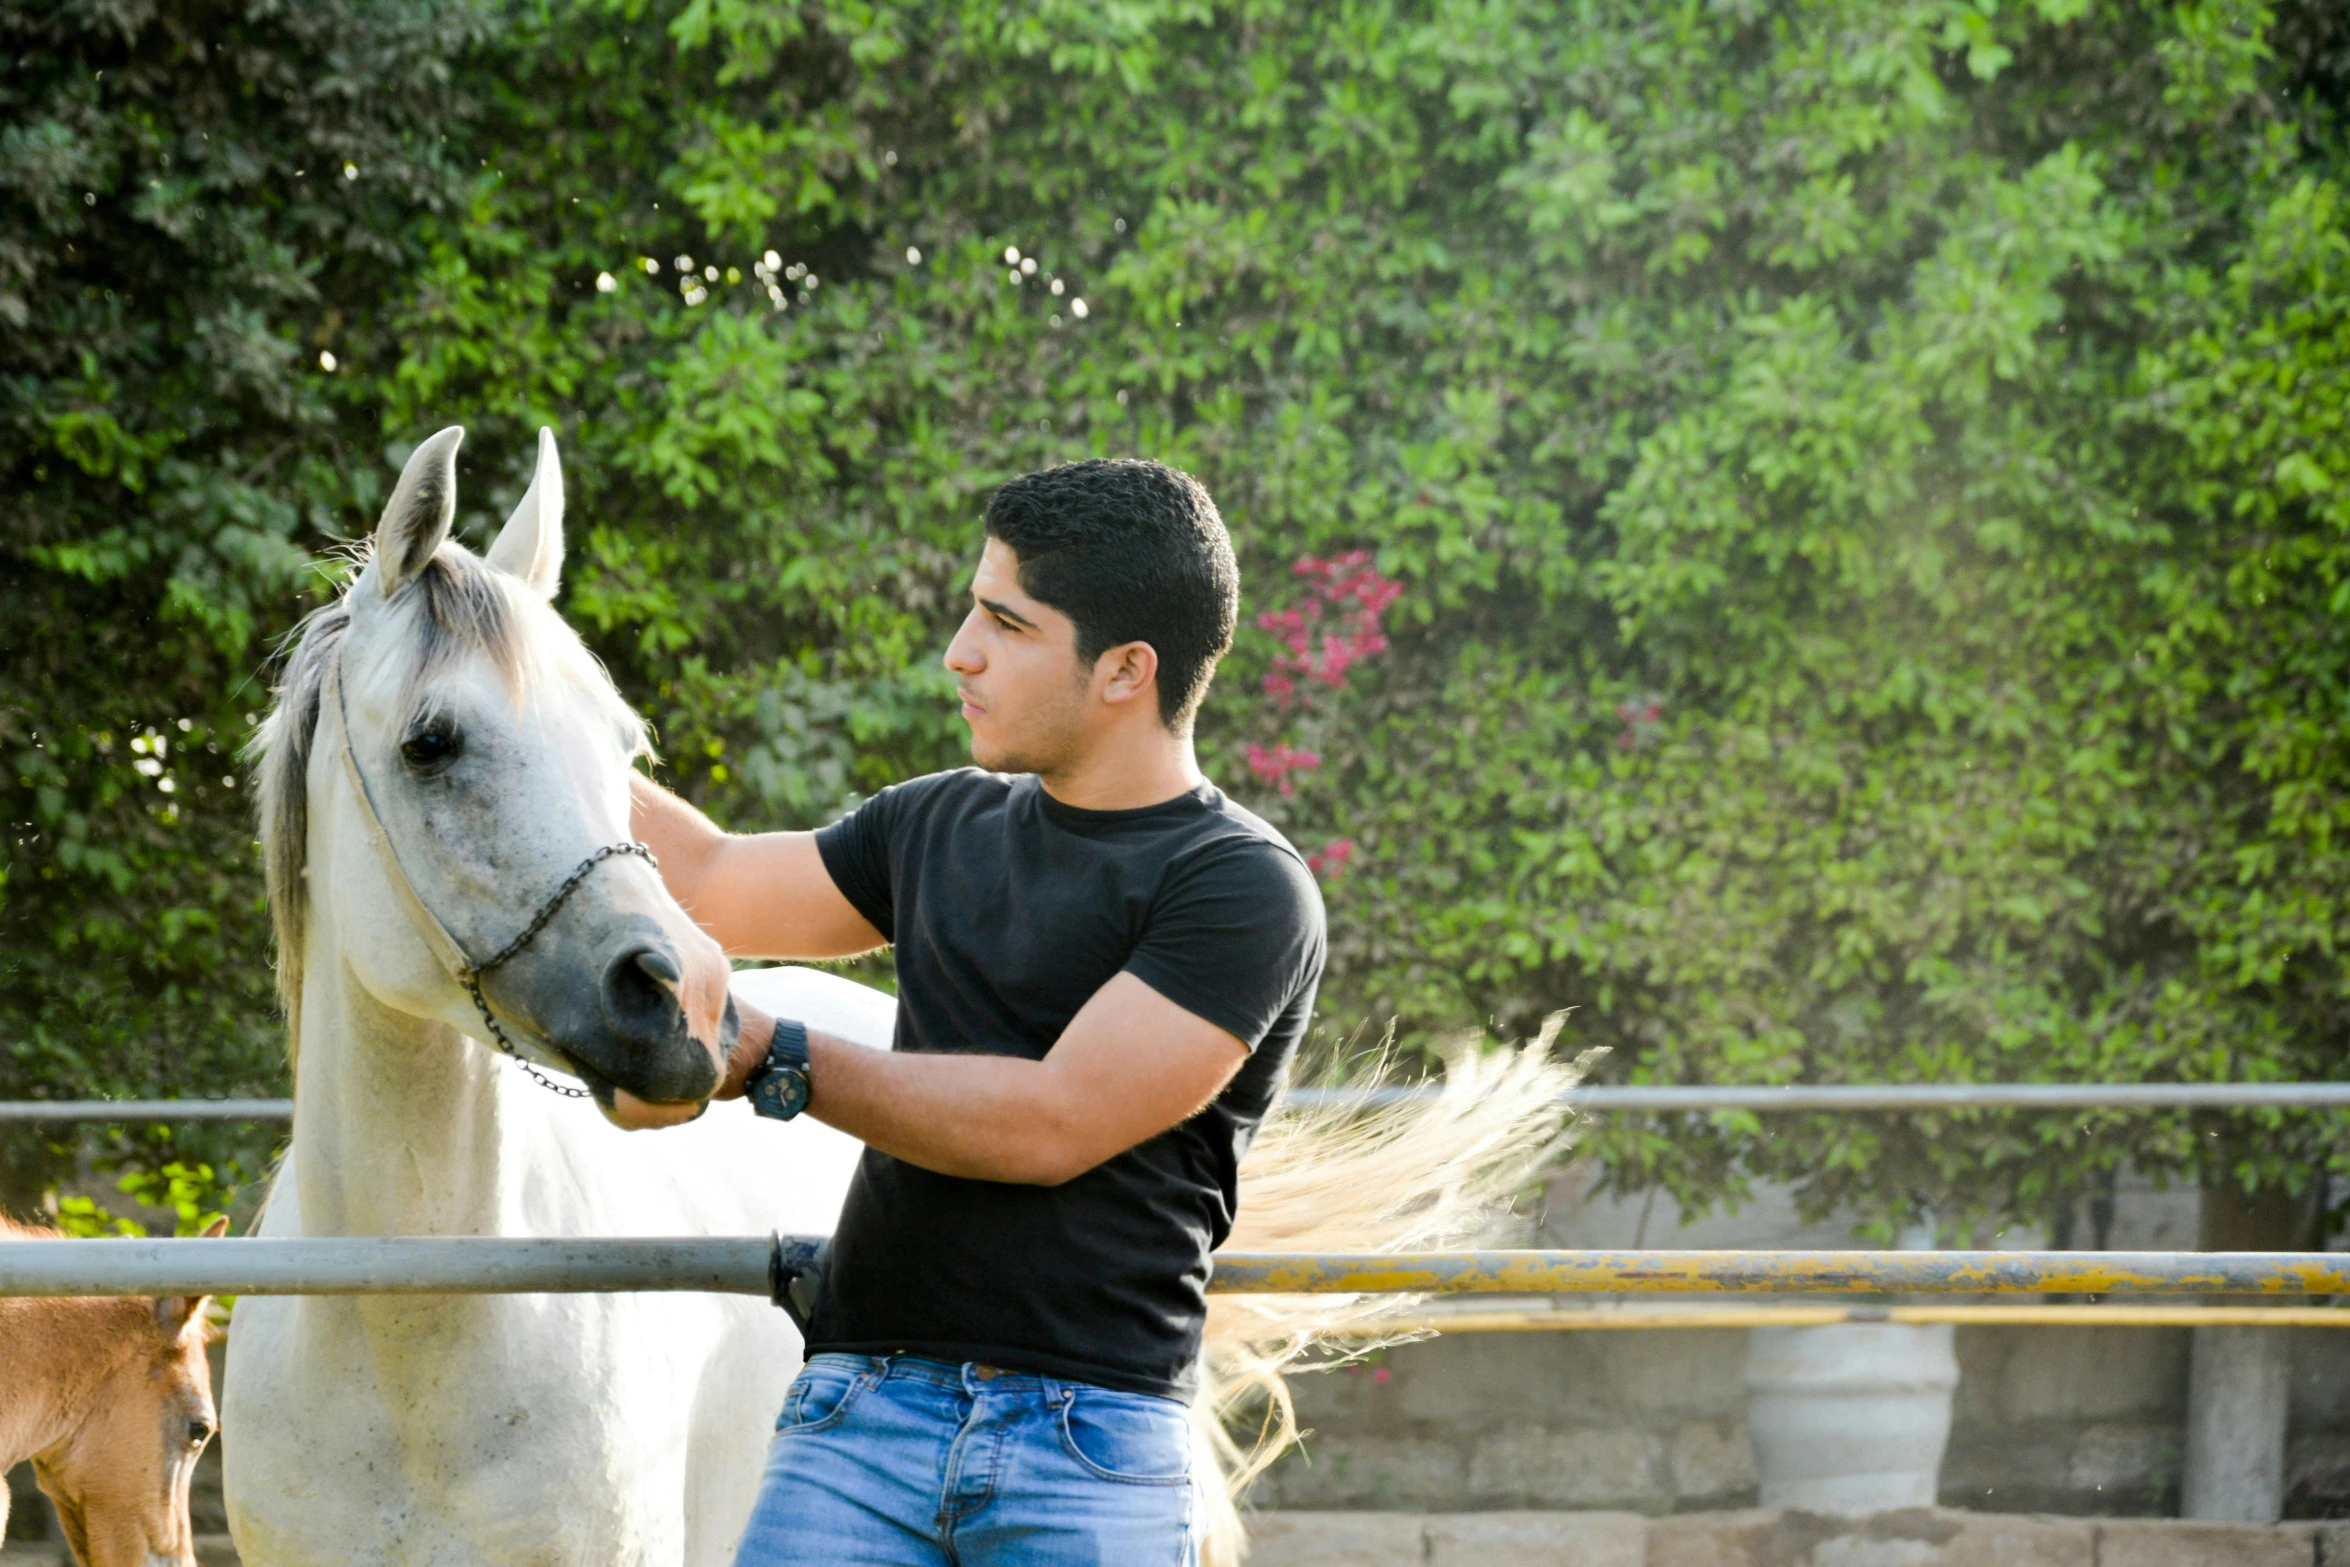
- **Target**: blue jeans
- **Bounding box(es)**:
[733,1354,1198,1567]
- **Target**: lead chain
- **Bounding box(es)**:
[460,841,660,1099]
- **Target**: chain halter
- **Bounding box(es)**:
[325,647,655,1099]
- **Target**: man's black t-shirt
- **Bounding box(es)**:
[807,768,1326,1398]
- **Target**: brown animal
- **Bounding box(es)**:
[0,1214,226,1566]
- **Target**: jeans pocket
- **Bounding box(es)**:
[776,1357,873,1434]
[1056,1387,1194,1485]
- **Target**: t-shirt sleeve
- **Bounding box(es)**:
[813,784,905,941]
[1123,838,1327,1052]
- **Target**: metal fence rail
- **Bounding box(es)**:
[1208,1249,2350,1295]
[0,1098,296,1123]
[1,1238,2344,1300]
[1373,1304,2350,1331]
[1291,1082,2350,1112]
[10,1082,2350,1123]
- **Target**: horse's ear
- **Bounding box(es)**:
[155,1293,214,1339]
[371,425,465,598]
[154,1215,229,1338]
[485,426,564,601]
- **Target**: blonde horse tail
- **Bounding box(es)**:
[1191,1016,1593,1566]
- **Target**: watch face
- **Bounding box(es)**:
[754,1067,811,1121]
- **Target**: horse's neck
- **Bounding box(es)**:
[289,938,518,1239]
[0,1301,110,1467]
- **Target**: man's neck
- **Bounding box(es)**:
[1037,726,1204,812]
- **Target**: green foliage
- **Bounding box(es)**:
[0,0,492,1207]
[12,0,2350,1236]
[54,1159,233,1239]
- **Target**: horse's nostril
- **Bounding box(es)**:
[602,945,685,1046]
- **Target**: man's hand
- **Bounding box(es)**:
[729,974,1247,1185]
[630,775,885,960]
[718,1005,776,1100]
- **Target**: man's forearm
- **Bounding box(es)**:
[813,1033,1089,1184]
[725,1004,1087,1185]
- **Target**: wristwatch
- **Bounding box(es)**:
[746,1018,813,1122]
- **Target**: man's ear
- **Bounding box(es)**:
[1095,641,1161,709]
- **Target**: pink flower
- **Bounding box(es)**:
[1307,837,1356,879]
[1263,551,1404,699]
[1613,695,1666,751]
[1247,741,1322,795]
[1371,1366,1392,1385]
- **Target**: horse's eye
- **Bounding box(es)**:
[400,727,460,770]
[187,1417,214,1448]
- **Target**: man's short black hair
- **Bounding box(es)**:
[983,458,1239,729]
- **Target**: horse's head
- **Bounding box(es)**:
[34,1218,226,1567]
[261,426,733,1120]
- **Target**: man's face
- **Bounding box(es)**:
[943,538,1094,775]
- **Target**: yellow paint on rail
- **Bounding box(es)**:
[1354,1304,2350,1333]
[1206,1248,2350,1295]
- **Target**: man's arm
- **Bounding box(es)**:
[630,774,885,960]
[728,972,1248,1185]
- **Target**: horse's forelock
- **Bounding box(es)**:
[252,545,640,1069]
[408,546,533,707]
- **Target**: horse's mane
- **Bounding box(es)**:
[0,1213,57,1239]
[250,542,647,1069]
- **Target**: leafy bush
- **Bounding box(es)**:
[0,0,491,1204]
[10,0,2350,1238]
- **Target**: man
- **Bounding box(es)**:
[624,459,1327,1566]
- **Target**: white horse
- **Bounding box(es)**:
[223,426,1579,1567]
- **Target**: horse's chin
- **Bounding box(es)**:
[567,1058,711,1130]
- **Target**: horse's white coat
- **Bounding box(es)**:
[221,429,894,1566]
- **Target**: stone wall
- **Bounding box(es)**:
[1252,1152,2349,1519]
[1247,1508,2350,1566]
[1238,1157,2329,1520]
[1252,1323,2350,1518]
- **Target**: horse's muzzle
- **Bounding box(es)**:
[498,929,720,1111]
[574,941,723,1104]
